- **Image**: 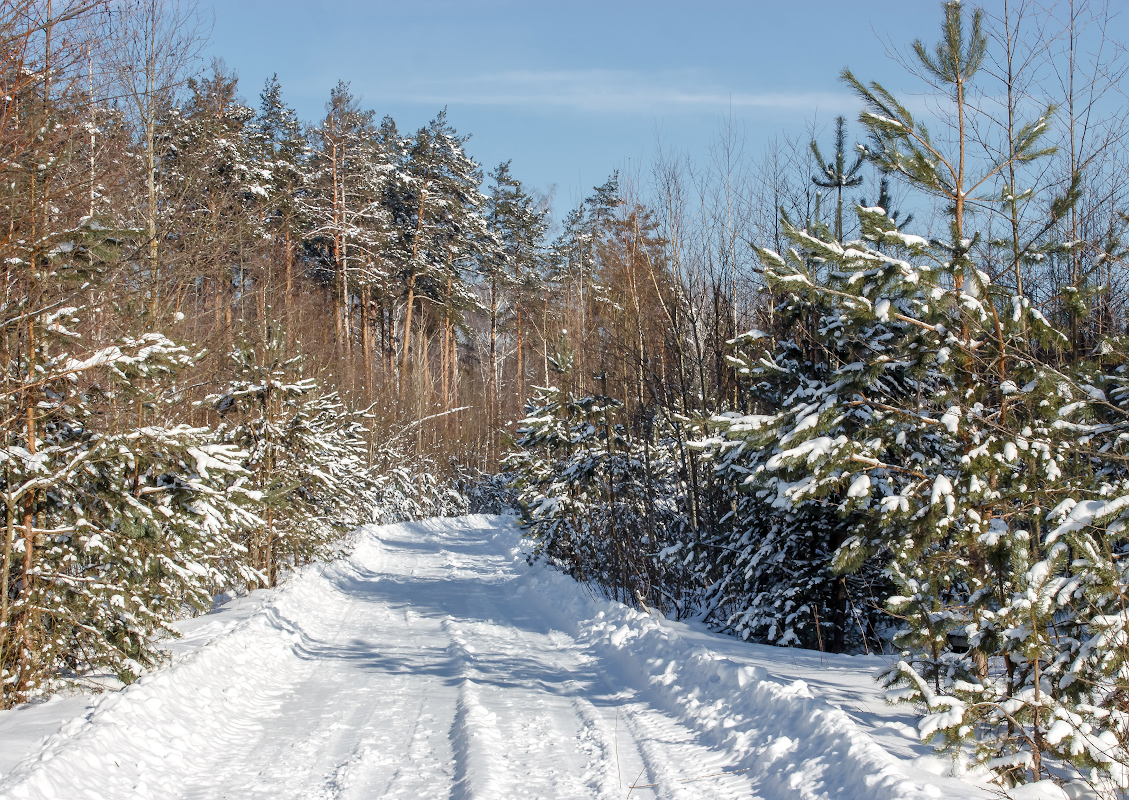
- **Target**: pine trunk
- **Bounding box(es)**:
[401,282,415,401]
[489,277,498,468]
[363,285,374,402]
[285,231,294,352]
[331,137,344,349]
[18,316,37,699]
[516,305,523,408]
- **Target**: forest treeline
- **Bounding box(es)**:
[7,0,1129,793]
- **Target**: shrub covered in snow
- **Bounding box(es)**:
[507,384,697,616]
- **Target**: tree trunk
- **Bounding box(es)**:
[0,494,17,698]
[401,281,416,401]
[380,301,388,384]
[400,186,428,400]
[489,276,498,467]
[18,316,37,699]
[284,230,294,352]
[146,111,159,315]
[516,304,523,407]
[330,135,343,349]
[441,304,450,434]
[362,284,374,402]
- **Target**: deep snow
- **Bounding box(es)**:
[0,515,999,799]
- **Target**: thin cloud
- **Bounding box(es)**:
[370,69,856,115]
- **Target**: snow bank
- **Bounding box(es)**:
[0,526,383,800]
[516,547,987,799]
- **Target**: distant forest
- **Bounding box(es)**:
[7,0,1129,791]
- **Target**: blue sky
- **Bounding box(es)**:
[201,1,1054,209]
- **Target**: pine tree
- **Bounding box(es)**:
[303,81,393,356]
[707,180,1129,786]
[810,116,864,241]
[841,1,1053,291]
[157,60,258,345]
[249,76,307,254]
[859,175,913,234]
[510,371,693,613]
[549,174,620,393]
[482,161,548,466]
[703,208,928,653]
[251,75,306,224]
[0,28,257,704]
[389,109,486,404]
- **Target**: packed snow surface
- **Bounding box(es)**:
[0,515,991,799]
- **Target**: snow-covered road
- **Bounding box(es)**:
[0,515,988,800]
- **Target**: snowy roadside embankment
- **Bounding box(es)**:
[0,515,995,799]
[519,568,986,800]
[0,588,274,782]
[0,550,343,798]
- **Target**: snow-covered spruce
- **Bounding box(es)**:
[508,383,696,615]
[1,330,258,705]
[705,200,1129,790]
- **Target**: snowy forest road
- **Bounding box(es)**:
[0,516,985,800]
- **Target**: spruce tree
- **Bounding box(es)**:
[208,335,374,586]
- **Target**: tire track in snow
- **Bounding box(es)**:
[615,699,755,800]
[439,578,618,798]
[450,680,505,799]
[323,553,457,800]
[176,539,415,799]
[570,694,639,798]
